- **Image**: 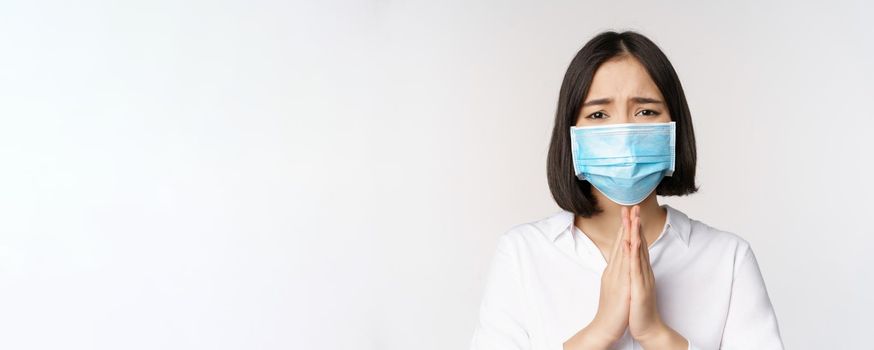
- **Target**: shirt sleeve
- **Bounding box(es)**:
[719,245,785,349]
[469,234,534,350]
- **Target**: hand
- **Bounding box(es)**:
[627,205,662,339]
[565,206,687,350]
[627,206,688,349]
[588,207,633,344]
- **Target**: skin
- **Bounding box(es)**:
[562,55,689,350]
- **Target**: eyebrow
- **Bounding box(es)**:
[582,96,664,106]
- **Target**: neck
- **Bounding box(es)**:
[573,189,668,247]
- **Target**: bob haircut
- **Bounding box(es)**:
[547,30,698,217]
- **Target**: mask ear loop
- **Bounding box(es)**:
[665,121,677,177]
[569,127,587,181]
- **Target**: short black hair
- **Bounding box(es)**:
[546,30,698,217]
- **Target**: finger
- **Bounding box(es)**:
[624,207,632,244]
[618,231,631,272]
[639,219,656,286]
[622,243,631,286]
[640,208,655,284]
[630,209,643,289]
[637,222,651,284]
[638,217,651,288]
[609,207,629,264]
[630,206,640,247]
[631,206,642,258]
[617,239,627,278]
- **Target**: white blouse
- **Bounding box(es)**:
[469,204,784,350]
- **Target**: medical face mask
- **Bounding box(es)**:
[570,121,676,206]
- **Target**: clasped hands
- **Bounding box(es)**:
[565,205,687,350]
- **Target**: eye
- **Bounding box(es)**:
[635,109,661,117]
[586,111,608,119]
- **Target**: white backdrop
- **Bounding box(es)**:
[1,0,872,349]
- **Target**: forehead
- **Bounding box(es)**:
[586,56,663,98]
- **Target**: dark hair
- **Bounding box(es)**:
[546,30,698,217]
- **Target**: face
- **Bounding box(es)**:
[576,56,672,126]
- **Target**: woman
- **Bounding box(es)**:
[469,31,784,350]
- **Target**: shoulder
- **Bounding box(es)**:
[684,213,756,263]
[495,210,571,252]
[689,217,750,248]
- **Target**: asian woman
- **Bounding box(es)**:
[469,31,784,350]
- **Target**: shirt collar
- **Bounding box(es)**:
[535,204,691,248]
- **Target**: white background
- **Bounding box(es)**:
[1,0,872,349]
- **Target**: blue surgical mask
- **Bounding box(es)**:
[570,121,676,205]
